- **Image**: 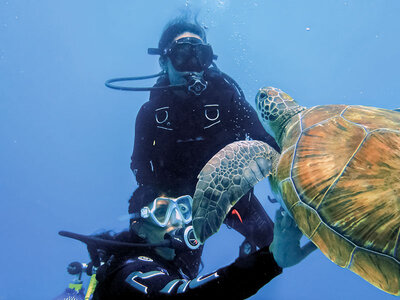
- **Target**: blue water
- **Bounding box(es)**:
[1,1,399,299]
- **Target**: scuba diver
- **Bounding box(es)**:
[59,192,314,299]
[121,16,281,255]
[53,15,314,300]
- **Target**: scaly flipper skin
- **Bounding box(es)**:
[192,140,278,243]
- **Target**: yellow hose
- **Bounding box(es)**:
[85,275,98,300]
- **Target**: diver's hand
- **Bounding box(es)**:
[269,208,317,268]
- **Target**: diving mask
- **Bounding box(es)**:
[164,37,214,72]
[140,195,193,227]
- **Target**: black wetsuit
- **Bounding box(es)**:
[129,69,279,247]
[93,245,282,300]
[130,68,279,196]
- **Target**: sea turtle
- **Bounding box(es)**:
[192,87,400,295]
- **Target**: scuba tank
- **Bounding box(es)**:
[52,261,97,300]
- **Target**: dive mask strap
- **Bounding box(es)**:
[148,48,163,55]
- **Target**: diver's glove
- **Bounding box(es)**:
[231,245,282,277]
[217,245,282,299]
[269,208,317,268]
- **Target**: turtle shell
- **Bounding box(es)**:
[275,104,400,295]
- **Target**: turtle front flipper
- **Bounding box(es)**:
[192,140,278,243]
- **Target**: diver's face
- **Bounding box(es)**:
[138,211,185,260]
[164,32,205,85]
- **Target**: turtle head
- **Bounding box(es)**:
[255,87,305,148]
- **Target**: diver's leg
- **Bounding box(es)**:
[224,189,274,248]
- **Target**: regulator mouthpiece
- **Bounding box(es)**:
[165,225,201,251]
[186,73,208,96]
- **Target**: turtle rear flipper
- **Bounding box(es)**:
[192,140,278,243]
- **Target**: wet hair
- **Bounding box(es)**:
[128,185,159,214]
[158,15,207,53]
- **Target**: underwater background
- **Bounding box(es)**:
[1,1,399,299]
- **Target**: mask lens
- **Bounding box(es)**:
[177,196,193,222]
[152,198,171,224]
[195,44,213,68]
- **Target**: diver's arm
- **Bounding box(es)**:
[224,191,274,248]
[231,90,280,152]
[209,245,282,299]
[100,250,282,299]
[130,103,155,186]
[270,209,317,268]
